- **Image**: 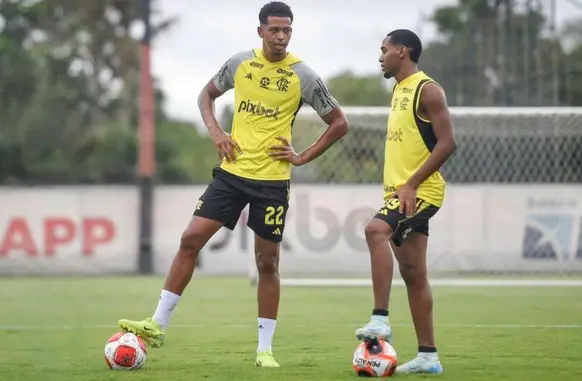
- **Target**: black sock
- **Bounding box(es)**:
[372,309,388,317]
[418,345,437,353]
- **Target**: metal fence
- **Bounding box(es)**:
[291,107,582,184]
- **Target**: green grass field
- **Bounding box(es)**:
[1,276,581,380]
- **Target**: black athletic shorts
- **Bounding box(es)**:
[373,197,439,247]
[193,167,290,243]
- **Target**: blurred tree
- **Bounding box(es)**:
[24,0,175,127]
[561,18,582,105]
[0,0,216,185]
[326,70,391,106]
[155,119,218,184]
[220,104,234,133]
[316,0,581,107]
[422,0,579,106]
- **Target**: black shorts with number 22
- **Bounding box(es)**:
[193,167,289,243]
[374,197,439,247]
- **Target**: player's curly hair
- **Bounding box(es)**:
[258,1,294,24]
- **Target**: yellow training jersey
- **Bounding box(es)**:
[211,49,338,181]
[384,71,446,207]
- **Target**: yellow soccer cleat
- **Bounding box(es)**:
[118,317,165,348]
[255,350,280,368]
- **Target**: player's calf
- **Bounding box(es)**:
[254,235,281,357]
[356,217,395,343]
[397,256,437,352]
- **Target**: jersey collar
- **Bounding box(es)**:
[254,48,301,66]
[399,71,425,85]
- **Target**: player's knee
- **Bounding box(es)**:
[179,229,205,257]
[255,250,278,275]
[365,219,392,242]
[399,262,427,287]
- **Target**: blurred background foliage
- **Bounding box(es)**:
[1,0,581,184]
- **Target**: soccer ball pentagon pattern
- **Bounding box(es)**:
[104,332,147,370]
[352,339,398,377]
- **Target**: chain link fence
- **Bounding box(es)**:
[291,107,582,184]
[263,106,582,282]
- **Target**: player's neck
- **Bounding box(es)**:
[261,45,288,63]
[395,65,419,83]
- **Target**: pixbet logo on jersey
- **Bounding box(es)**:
[387,126,403,142]
[238,100,281,120]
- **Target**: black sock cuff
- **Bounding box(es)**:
[372,309,389,316]
[418,345,437,353]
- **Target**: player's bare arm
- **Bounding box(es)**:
[297,106,349,164]
[397,82,457,216]
[269,106,348,166]
[197,81,241,163]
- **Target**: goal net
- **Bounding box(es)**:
[248,107,582,287]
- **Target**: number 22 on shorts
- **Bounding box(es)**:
[265,205,284,225]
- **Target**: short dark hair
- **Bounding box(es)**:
[258,1,294,25]
[387,29,422,63]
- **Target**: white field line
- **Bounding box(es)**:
[0,323,580,331]
[278,279,582,287]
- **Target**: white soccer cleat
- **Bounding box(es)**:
[395,353,444,374]
[355,316,393,342]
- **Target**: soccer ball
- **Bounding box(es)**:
[104,332,147,370]
[352,339,398,377]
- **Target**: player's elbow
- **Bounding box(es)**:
[197,88,208,111]
[439,133,457,156]
[333,117,349,139]
[446,136,458,155]
[197,83,221,111]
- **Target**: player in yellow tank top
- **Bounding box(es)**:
[116,1,349,369]
[384,71,446,207]
[355,30,458,375]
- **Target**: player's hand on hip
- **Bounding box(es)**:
[395,183,417,217]
[269,136,304,166]
[209,126,241,163]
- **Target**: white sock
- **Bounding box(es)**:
[257,318,277,353]
[152,289,181,330]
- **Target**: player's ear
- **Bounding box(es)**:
[257,26,263,38]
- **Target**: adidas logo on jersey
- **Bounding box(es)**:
[272,228,282,235]
[238,100,281,120]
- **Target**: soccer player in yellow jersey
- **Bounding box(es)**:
[117,1,348,368]
[355,29,457,374]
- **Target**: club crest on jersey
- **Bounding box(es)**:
[276,77,289,92]
[238,100,281,120]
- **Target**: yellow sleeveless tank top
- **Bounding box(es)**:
[383,71,446,207]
